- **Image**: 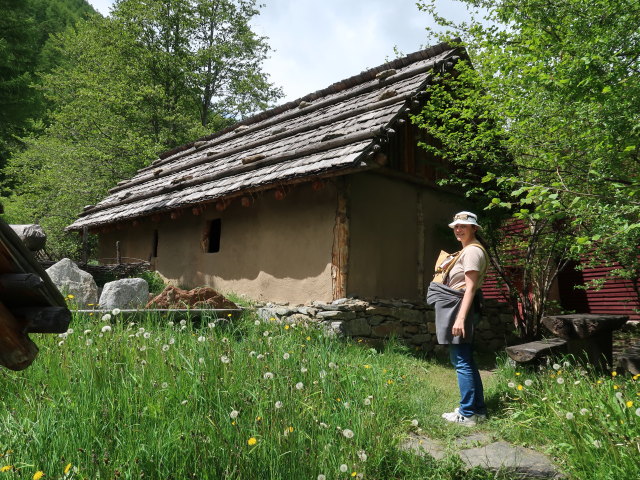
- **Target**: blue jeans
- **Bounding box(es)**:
[449,343,486,417]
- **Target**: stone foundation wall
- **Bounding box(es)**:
[256,297,517,354]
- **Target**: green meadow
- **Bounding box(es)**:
[0,309,637,479]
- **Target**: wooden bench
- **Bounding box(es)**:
[506,338,568,364]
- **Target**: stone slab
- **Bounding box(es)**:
[399,434,446,461]
[459,441,563,478]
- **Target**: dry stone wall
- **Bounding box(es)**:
[256,297,517,354]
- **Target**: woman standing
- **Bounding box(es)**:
[426,211,489,426]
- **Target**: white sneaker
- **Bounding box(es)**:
[442,408,487,423]
[443,412,479,427]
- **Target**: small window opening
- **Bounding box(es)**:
[207,218,222,253]
[152,230,159,258]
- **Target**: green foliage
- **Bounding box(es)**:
[497,357,640,479]
[0,311,497,479]
[136,270,166,295]
[414,0,640,336]
[1,0,282,259]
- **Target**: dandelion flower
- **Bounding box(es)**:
[552,363,561,370]
[66,294,75,299]
[143,332,151,339]
[626,401,633,408]
[340,464,348,473]
[508,382,515,388]
[197,336,206,342]
[580,408,589,415]
[162,344,169,352]
[85,339,93,346]
[0,466,11,472]
[111,308,121,315]
[328,362,337,369]
[318,475,326,480]
[275,401,283,409]
[565,412,574,420]
[220,355,230,364]
[411,419,419,427]
[284,325,290,330]
[230,410,239,419]
[517,385,523,391]
[342,429,354,438]
[161,382,168,389]
[557,377,565,384]
[263,372,274,379]
[300,367,308,373]
[64,463,72,474]
[247,437,257,446]
[33,472,44,480]
[612,371,617,377]
[101,313,111,321]
[593,440,602,448]
[524,379,533,387]
[357,450,367,462]
[295,382,304,390]
[101,325,112,333]
[351,473,357,478]
[283,352,290,360]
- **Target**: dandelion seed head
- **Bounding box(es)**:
[411,419,419,427]
[161,382,168,389]
[199,357,204,364]
[328,362,337,369]
[565,412,574,420]
[197,336,206,342]
[319,370,327,378]
[257,354,265,360]
[593,440,602,448]
[580,408,589,415]
[283,352,290,360]
[179,320,187,326]
[557,377,565,384]
[162,344,169,352]
[220,355,230,364]
[364,398,371,406]
[524,379,533,386]
[101,325,112,333]
[230,410,239,419]
[552,363,561,370]
[342,429,354,438]
[295,382,304,390]
[101,313,111,321]
[139,345,146,351]
[616,392,623,399]
[143,332,151,339]
[358,450,367,462]
[85,339,93,346]
[318,475,326,480]
[300,367,308,373]
[208,322,216,328]
[169,337,175,345]
[112,308,121,315]
[340,464,348,473]
[255,320,261,325]
[263,372,274,379]
[508,382,516,388]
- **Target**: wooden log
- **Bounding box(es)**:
[506,338,568,364]
[12,306,71,334]
[0,273,45,294]
[416,193,425,299]
[331,178,350,300]
[0,301,38,371]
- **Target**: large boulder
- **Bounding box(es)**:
[10,224,46,251]
[45,258,98,307]
[99,278,149,310]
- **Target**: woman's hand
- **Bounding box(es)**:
[452,318,466,338]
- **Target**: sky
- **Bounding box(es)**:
[87,0,470,103]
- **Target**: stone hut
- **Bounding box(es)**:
[67,40,478,305]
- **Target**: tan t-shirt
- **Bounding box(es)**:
[447,245,487,290]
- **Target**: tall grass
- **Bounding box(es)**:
[495,358,640,479]
[0,311,495,480]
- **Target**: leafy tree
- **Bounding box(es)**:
[2,0,282,259]
[414,0,640,337]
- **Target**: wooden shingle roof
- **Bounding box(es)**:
[68,40,462,231]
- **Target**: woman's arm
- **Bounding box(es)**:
[451,270,479,338]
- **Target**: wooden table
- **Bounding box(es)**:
[541,314,628,370]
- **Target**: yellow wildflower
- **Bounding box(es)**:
[351,473,357,477]
[387,379,394,385]
[64,464,72,474]
[33,471,44,480]
[614,385,619,390]
[247,437,257,446]
[306,336,311,341]
[1,466,12,472]
[627,401,633,408]
[284,325,290,330]
[66,294,74,299]
[517,385,523,391]
[515,372,521,376]
[612,371,617,377]
[363,364,370,369]
[288,426,294,433]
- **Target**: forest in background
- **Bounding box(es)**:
[0,0,282,258]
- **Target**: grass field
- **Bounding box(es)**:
[0,309,637,479]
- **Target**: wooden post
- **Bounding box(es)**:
[331,178,350,300]
[81,226,88,264]
[116,241,121,264]
[416,192,425,298]
[0,301,38,371]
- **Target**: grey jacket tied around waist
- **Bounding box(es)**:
[426,281,475,344]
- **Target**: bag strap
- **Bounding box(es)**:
[446,242,489,286]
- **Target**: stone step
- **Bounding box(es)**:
[400,433,564,479]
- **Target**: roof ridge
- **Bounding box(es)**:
[154,39,460,161]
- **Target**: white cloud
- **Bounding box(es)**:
[88,0,473,103]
